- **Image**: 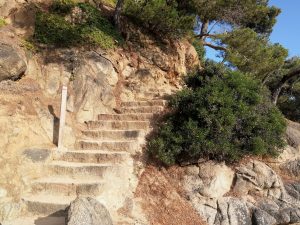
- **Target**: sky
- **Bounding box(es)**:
[206,0,300,61]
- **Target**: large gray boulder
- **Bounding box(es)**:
[67,197,113,225]
[0,43,26,82]
[214,197,251,225]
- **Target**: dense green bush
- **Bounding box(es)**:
[148,61,287,165]
[124,0,194,38]
[34,1,122,49]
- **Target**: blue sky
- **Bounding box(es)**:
[206,0,300,61]
[269,0,300,57]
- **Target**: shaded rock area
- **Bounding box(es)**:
[67,197,113,225]
[0,43,26,82]
[22,148,51,163]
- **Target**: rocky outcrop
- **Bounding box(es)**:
[233,160,283,198]
[280,159,300,177]
[0,43,26,81]
[67,197,113,225]
[72,51,118,123]
[286,122,300,150]
[184,159,300,225]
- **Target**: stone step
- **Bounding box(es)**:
[147,88,175,93]
[120,106,164,114]
[49,161,116,177]
[31,176,105,196]
[55,150,128,163]
[136,91,168,98]
[121,100,166,107]
[86,120,150,130]
[23,193,74,216]
[2,216,66,225]
[98,113,154,121]
[82,129,145,140]
[76,140,140,152]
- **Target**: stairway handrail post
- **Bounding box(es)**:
[58,86,68,149]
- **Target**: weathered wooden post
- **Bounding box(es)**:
[58,86,68,149]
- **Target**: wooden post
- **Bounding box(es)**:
[58,86,68,149]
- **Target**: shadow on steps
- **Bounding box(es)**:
[34,211,66,225]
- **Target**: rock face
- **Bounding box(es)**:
[198,161,234,198]
[214,197,251,225]
[281,158,300,177]
[234,160,283,198]
[184,159,300,225]
[0,43,26,82]
[67,197,113,225]
[72,51,118,123]
[184,161,234,199]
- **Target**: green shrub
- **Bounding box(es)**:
[148,61,287,165]
[124,0,194,38]
[20,39,38,53]
[34,2,122,49]
[35,12,80,46]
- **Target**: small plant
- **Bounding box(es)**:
[0,18,7,28]
[101,0,117,7]
[20,39,38,53]
[34,1,122,49]
[148,61,287,165]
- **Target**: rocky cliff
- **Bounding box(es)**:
[0,1,199,223]
[1,1,300,225]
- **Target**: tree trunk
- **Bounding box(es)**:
[200,20,209,41]
[272,67,300,104]
[114,0,124,29]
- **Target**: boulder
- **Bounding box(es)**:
[233,160,283,198]
[280,159,300,177]
[73,51,118,122]
[252,209,276,225]
[285,182,300,200]
[0,43,26,82]
[256,198,300,224]
[197,161,234,198]
[67,197,113,225]
[286,123,300,150]
[214,197,251,225]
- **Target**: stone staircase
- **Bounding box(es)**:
[21,92,167,223]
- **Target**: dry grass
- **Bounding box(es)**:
[135,166,207,225]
